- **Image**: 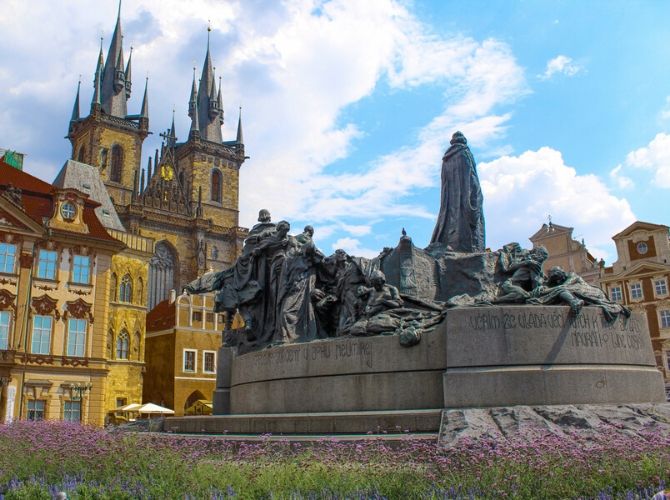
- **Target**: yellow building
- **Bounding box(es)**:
[529,222,601,285]
[0,160,128,425]
[53,159,154,420]
[599,221,670,390]
[143,292,223,416]
[66,8,248,312]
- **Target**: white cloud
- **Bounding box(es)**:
[232,4,525,228]
[0,0,527,255]
[609,164,634,189]
[479,147,635,260]
[339,224,372,237]
[624,133,670,188]
[540,55,582,80]
[331,237,379,258]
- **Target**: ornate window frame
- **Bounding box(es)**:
[36,248,59,281]
[210,168,223,203]
[629,281,644,302]
[0,242,17,275]
[183,349,197,373]
[203,350,216,374]
[660,309,670,330]
[609,284,623,303]
[116,330,129,360]
[653,276,669,298]
[119,274,133,303]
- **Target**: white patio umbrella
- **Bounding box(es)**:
[138,403,175,415]
[118,403,142,412]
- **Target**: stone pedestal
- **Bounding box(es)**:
[225,306,665,415]
[443,306,666,407]
[213,346,234,415]
[166,306,666,434]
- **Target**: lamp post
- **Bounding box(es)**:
[68,382,92,401]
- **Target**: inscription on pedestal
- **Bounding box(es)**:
[467,309,645,352]
[249,339,374,370]
[448,306,654,367]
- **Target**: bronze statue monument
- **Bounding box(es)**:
[429,131,485,253]
[185,132,627,352]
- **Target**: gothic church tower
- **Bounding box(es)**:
[67,10,247,311]
[67,4,148,208]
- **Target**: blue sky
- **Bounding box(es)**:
[1,0,668,262]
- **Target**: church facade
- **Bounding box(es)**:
[67,9,248,311]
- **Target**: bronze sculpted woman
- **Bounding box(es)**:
[430,131,485,253]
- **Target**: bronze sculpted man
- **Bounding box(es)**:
[530,266,630,321]
[430,131,485,253]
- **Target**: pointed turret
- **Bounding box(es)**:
[91,41,104,110]
[190,97,200,139]
[236,106,244,145]
[124,46,133,99]
[100,0,128,117]
[114,49,126,93]
[67,81,81,138]
[70,81,81,123]
[188,67,198,119]
[147,156,152,181]
[167,110,177,147]
[139,77,149,132]
[217,77,223,111]
[196,27,223,142]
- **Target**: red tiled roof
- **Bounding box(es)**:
[146,299,176,332]
[0,160,116,242]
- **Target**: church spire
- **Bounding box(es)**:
[196,25,223,142]
[100,0,128,117]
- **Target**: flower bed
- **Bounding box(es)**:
[0,421,668,498]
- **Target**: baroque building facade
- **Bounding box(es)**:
[529,222,601,285]
[599,221,670,390]
[0,159,137,425]
[67,9,248,312]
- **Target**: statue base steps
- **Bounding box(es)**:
[165,306,666,435]
[165,409,442,434]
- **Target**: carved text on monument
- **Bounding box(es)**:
[248,338,374,370]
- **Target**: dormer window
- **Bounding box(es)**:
[60,202,77,221]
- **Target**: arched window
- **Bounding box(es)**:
[148,241,178,311]
[110,273,118,301]
[116,330,129,359]
[184,390,207,412]
[110,145,123,183]
[211,246,218,260]
[211,169,222,202]
[119,274,133,303]
[77,146,85,163]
